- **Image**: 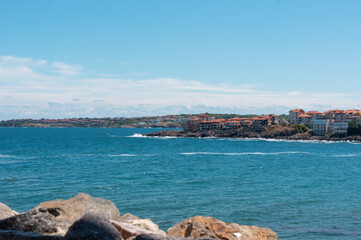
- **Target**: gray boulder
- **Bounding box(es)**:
[0,230,63,240]
[0,202,18,220]
[64,213,122,240]
[0,208,63,234]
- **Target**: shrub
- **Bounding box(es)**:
[295,124,309,134]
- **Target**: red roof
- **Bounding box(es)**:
[345,109,360,115]
[325,109,345,114]
[290,109,304,113]
[306,111,321,114]
[299,114,312,118]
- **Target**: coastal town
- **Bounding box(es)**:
[182,109,361,137]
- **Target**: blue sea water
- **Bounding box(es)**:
[0,128,360,239]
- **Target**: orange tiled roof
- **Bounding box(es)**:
[290,109,304,113]
[345,109,360,114]
[299,114,312,118]
[306,111,321,114]
[325,109,345,114]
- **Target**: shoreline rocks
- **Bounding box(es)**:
[167,216,278,240]
[144,129,361,142]
[0,193,278,240]
[0,202,18,221]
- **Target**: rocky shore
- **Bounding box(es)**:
[0,193,277,240]
[144,127,361,142]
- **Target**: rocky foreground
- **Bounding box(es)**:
[0,193,278,240]
[145,126,361,142]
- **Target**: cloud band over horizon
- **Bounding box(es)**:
[0,55,360,120]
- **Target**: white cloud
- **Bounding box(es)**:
[48,100,64,106]
[52,61,81,77]
[1,55,361,120]
[0,55,47,66]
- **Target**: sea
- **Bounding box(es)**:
[0,127,360,239]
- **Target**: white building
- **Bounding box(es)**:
[330,122,348,135]
[312,119,330,136]
[289,109,305,125]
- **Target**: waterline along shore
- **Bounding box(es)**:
[144,128,361,142]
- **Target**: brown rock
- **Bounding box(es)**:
[111,220,166,240]
[33,193,121,222]
[32,193,121,235]
[128,219,166,236]
[117,214,166,237]
[119,213,141,221]
[111,220,155,240]
[134,233,214,240]
[0,202,18,220]
[167,216,278,240]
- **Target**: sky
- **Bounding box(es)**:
[1,0,361,120]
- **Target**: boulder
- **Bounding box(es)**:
[119,213,141,221]
[64,213,122,240]
[135,234,214,240]
[167,216,278,240]
[0,230,63,240]
[0,208,64,235]
[33,193,121,223]
[111,220,166,240]
[117,214,166,237]
[0,202,18,220]
[128,219,166,236]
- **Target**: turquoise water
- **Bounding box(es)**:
[0,128,360,239]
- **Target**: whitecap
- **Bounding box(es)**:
[180,151,309,156]
[128,133,147,138]
[333,153,361,157]
[108,154,138,157]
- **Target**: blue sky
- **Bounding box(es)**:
[1,1,361,119]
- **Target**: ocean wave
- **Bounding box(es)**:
[333,153,361,157]
[180,151,309,156]
[62,153,96,157]
[0,154,15,158]
[108,135,123,138]
[108,154,138,157]
[0,160,26,165]
[95,186,120,190]
[128,133,148,138]
[108,153,156,157]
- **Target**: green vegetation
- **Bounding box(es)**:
[295,124,309,133]
[347,122,361,135]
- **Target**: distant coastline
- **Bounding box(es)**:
[0,117,182,129]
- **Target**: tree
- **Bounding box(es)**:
[347,122,361,136]
[295,124,309,134]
